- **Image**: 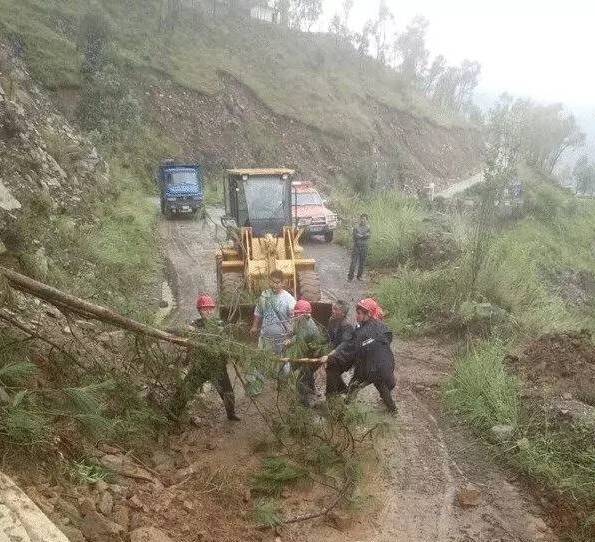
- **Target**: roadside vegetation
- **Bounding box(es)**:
[357,161,595,538]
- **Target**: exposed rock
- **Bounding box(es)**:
[98,491,113,516]
[0,180,22,211]
[59,525,86,542]
[490,424,515,442]
[130,526,175,542]
[80,511,124,542]
[325,510,353,532]
[100,454,154,482]
[112,504,130,530]
[456,483,482,508]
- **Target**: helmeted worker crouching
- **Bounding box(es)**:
[322,298,397,412]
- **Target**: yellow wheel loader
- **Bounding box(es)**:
[216,168,331,326]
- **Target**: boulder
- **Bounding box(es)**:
[80,511,124,542]
[130,526,175,542]
[100,454,154,482]
[97,491,113,516]
[456,483,482,508]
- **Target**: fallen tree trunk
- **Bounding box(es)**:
[0,265,193,349]
[0,266,322,366]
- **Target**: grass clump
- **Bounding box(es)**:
[513,423,595,504]
[445,340,520,431]
[445,339,594,538]
[253,498,282,528]
[376,265,463,335]
[46,161,161,320]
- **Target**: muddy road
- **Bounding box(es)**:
[159,210,557,542]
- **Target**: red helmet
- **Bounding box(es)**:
[196,294,216,310]
[293,299,312,316]
[356,298,384,320]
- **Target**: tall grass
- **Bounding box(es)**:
[374,189,595,338]
[376,266,463,335]
[445,340,520,430]
[338,192,428,268]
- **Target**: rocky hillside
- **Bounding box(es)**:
[0,43,109,277]
[148,73,480,190]
[1,0,481,191]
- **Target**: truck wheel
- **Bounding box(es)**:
[297,270,321,302]
[324,231,334,243]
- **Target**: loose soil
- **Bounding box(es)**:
[508,329,595,404]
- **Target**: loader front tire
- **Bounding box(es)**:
[297,270,321,303]
[218,271,244,306]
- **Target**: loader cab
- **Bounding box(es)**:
[223,168,295,237]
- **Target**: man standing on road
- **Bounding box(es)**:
[348,214,371,281]
[250,270,296,355]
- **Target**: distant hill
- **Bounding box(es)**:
[0,0,481,189]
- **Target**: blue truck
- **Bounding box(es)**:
[157,161,204,218]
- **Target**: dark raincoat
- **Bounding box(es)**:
[328,318,396,410]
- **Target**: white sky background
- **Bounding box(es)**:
[319,0,594,108]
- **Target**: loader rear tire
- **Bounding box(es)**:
[297,270,321,303]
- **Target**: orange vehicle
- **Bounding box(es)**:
[293,181,338,242]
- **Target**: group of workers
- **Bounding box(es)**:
[192,267,397,422]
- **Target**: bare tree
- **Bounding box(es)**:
[371,0,394,64]
[487,95,586,174]
[394,15,429,83]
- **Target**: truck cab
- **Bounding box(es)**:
[293,181,337,242]
[158,161,204,218]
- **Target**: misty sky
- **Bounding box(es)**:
[320,0,593,107]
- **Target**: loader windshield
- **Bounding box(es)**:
[242,176,289,236]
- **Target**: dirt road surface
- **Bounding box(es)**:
[158,210,557,542]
